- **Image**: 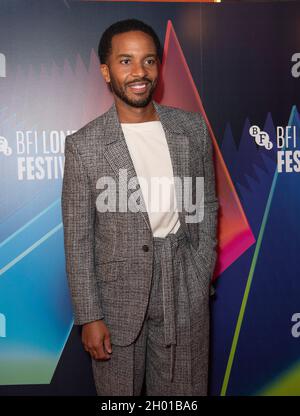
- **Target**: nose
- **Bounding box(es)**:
[131,61,147,78]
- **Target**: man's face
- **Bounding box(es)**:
[101,30,159,108]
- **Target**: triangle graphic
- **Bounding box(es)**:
[155,21,255,279]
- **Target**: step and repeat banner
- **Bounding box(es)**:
[0,0,299,396]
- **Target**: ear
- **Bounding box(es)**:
[100,64,110,83]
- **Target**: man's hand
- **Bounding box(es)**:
[82,320,112,360]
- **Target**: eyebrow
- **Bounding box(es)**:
[116,54,157,59]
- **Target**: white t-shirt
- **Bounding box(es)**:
[121,120,180,238]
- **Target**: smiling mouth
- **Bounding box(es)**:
[127,82,149,93]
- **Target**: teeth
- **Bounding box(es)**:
[130,84,146,89]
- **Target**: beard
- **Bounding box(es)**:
[109,77,157,108]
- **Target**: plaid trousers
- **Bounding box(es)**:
[91,224,210,396]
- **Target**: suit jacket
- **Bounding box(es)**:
[61,100,219,346]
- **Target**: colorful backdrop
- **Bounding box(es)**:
[0,0,299,396]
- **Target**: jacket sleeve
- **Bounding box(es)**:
[61,135,104,325]
[189,114,219,292]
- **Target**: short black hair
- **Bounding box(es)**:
[98,19,162,65]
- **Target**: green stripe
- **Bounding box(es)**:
[221,170,278,395]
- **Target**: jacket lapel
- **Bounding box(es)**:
[153,101,191,237]
[101,100,190,236]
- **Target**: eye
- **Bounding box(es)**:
[145,58,156,65]
[120,59,130,64]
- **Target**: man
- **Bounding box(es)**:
[61,18,218,396]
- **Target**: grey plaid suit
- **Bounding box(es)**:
[61,100,219,395]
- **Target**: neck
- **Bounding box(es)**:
[114,97,159,123]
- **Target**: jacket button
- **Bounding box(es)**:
[142,244,149,252]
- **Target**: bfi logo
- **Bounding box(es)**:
[0,313,6,337]
[0,53,6,78]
